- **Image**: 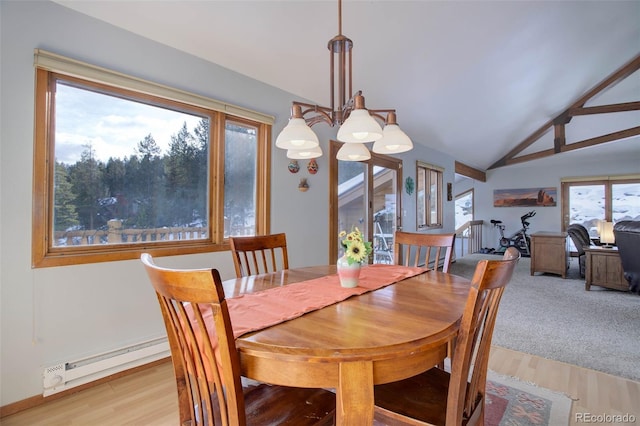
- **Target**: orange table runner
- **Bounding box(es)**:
[187,264,426,382]
[227,264,426,338]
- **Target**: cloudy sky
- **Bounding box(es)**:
[55,83,202,164]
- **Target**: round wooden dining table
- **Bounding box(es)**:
[221,264,471,426]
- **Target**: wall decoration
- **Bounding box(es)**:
[298,178,309,192]
[307,158,319,174]
[493,187,557,207]
[288,160,300,173]
[447,182,452,201]
[405,176,414,195]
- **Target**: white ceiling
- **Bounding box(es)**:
[53,0,640,171]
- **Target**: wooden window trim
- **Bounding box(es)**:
[33,49,274,125]
[328,141,403,262]
[416,161,443,230]
[560,175,640,231]
[32,67,271,267]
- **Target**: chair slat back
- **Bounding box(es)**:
[447,247,520,425]
[394,231,456,272]
[229,233,289,278]
[141,253,245,426]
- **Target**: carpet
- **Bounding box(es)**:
[374,370,572,425]
[449,253,640,381]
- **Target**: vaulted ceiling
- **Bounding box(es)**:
[53,0,640,172]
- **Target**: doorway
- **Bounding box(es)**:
[329,141,403,264]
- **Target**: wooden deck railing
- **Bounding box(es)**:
[54,219,207,246]
[455,220,484,256]
[55,219,485,252]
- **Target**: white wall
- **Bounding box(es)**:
[463,154,640,249]
[6,0,634,408]
[0,1,458,405]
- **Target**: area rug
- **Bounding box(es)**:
[485,371,572,425]
[374,370,572,425]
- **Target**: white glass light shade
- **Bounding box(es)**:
[286,144,323,159]
[275,118,320,150]
[336,142,371,161]
[600,221,615,246]
[337,109,383,143]
[372,124,413,154]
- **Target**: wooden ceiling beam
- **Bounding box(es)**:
[489,125,553,169]
[455,161,486,182]
[571,55,640,108]
[553,120,566,153]
[503,125,640,166]
[569,101,640,116]
[504,148,556,166]
[489,53,640,170]
[560,126,640,152]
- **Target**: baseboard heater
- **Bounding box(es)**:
[42,337,170,397]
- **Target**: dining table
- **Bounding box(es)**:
[220,263,471,425]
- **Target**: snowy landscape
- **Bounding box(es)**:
[568,184,640,236]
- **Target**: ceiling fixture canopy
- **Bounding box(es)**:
[275,0,412,161]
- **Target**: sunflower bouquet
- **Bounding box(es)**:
[338,227,373,265]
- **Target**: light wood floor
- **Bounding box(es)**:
[489,346,639,425]
[2,346,638,425]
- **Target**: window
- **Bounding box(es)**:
[33,50,272,267]
[416,162,443,229]
[455,189,474,230]
[561,175,640,238]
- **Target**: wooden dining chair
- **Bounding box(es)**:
[374,247,520,426]
[394,231,456,272]
[140,253,335,426]
[229,233,289,278]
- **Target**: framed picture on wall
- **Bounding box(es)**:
[494,187,557,207]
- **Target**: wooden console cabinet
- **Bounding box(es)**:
[585,246,628,291]
[530,232,567,278]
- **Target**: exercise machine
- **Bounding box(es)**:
[490,210,536,257]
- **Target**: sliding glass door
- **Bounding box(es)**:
[329,141,402,264]
[371,161,400,264]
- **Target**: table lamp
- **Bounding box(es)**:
[600,221,615,248]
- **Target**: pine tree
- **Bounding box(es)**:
[132,134,165,228]
[53,161,79,232]
[68,143,106,229]
[165,122,200,226]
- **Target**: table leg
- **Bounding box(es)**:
[337,360,374,425]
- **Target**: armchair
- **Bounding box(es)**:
[567,223,592,278]
[613,221,640,294]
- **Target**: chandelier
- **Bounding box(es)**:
[275,0,413,161]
